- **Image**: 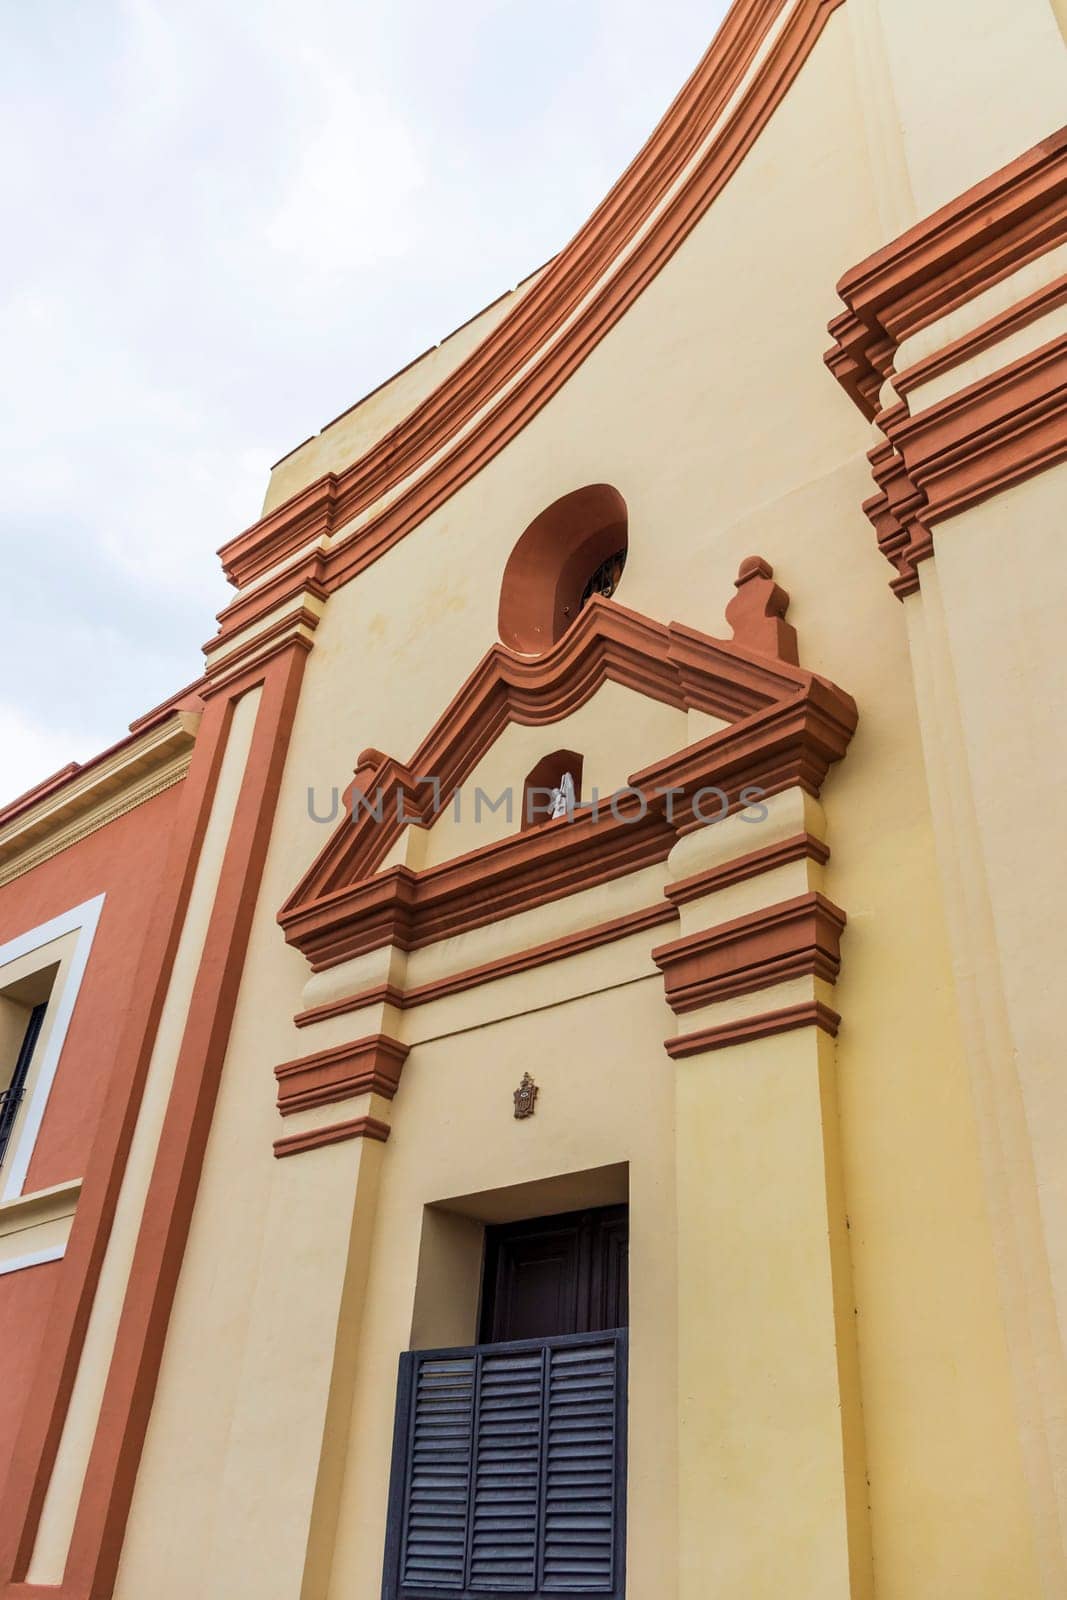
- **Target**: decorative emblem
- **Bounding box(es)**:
[513,1072,538,1119]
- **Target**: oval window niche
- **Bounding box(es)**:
[498,484,628,655]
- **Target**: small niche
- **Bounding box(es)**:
[521,749,583,829]
[498,484,628,655]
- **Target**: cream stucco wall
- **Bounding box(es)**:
[416,682,697,868]
[902,466,1067,1593]
[263,270,544,516]
[111,5,1064,1599]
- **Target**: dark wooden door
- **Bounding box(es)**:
[479,1204,628,1342]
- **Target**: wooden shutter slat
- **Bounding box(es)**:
[385,1330,626,1599]
[467,1347,544,1590]
[541,1340,618,1593]
[399,1354,475,1590]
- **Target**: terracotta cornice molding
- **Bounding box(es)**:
[282,593,850,915]
[863,332,1067,596]
[126,676,207,735]
[826,128,1067,597]
[0,711,200,887]
[204,556,329,664]
[632,679,857,820]
[295,900,676,1028]
[199,620,316,700]
[283,807,674,972]
[0,684,204,837]
[274,1033,409,1115]
[280,690,856,974]
[279,593,856,973]
[665,831,828,906]
[826,127,1067,417]
[201,603,322,678]
[666,998,840,1057]
[893,271,1067,398]
[653,890,845,1013]
[295,983,407,1029]
[273,1115,391,1160]
[207,0,844,647]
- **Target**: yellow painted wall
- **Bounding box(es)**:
[111,5,1061,1599]
[263,270,543,516]
[328,982,677,1600]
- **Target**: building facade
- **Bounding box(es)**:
[2,2,1067,1596]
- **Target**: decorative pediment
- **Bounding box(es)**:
[279,565,857,973]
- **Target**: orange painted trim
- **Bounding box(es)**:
[826,127,1067,417]
[2,1586,78,1600]
[864,332,1067,596]
[198,626,314,701]
[294,900,677,1029]
[665,831,828,906]
[666,999,840,1057]
[125,677,207,736]
[826,127,1067,595]
[631,679,857,822]
[894,271,1067,397]
[56,642,309,1599]
[402,900,676,1009]
[279,597,856,972]
[208,554,329,657]
[0,766,81,830]
[284,807,673,972]
[0,701,200,835]
[294,984,406,1029]
[289,595,814,896]
[281,676,855,975]
[653,891,845,1014]
[208,0,845,646]
[274,1033,409,1114]
[273,1115,391,1160]
[0,686,235,1589]
[200,603,322,674]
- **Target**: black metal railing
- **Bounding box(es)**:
[0,1001,47,1169]
[579,550,626,610]
[0,1082,26,1168]
[382,1327,628,1600]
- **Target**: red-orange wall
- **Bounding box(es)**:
[0,780,186,1490]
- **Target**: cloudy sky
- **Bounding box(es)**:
[0,0,727,806]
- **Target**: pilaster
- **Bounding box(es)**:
[655,791,871,1600]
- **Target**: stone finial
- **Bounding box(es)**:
[725,556,799,665]
[343,748,388,815]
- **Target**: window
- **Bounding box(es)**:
[0,1001,48,1169]
[480,1206,629,1341]
[0,895,103,1202]
[578,550,626,611]
[383,1206,628,1599]
[498,485,628,655]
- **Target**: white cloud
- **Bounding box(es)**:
[0,0,727,810]
[265,47,426,274]
[0,705,100,809]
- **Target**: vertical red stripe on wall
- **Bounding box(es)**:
[0,638,310,1599]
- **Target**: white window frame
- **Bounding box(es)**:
[0,894,104,1202]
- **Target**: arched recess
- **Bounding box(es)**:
[498,485,628,655]
[521,750,584,830]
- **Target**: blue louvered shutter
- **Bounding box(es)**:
[399,1353,476,1587]
[382,1330,627,1599]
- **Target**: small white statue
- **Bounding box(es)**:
[548,771,576,820]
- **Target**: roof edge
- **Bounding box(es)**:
[214,0,842,615]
